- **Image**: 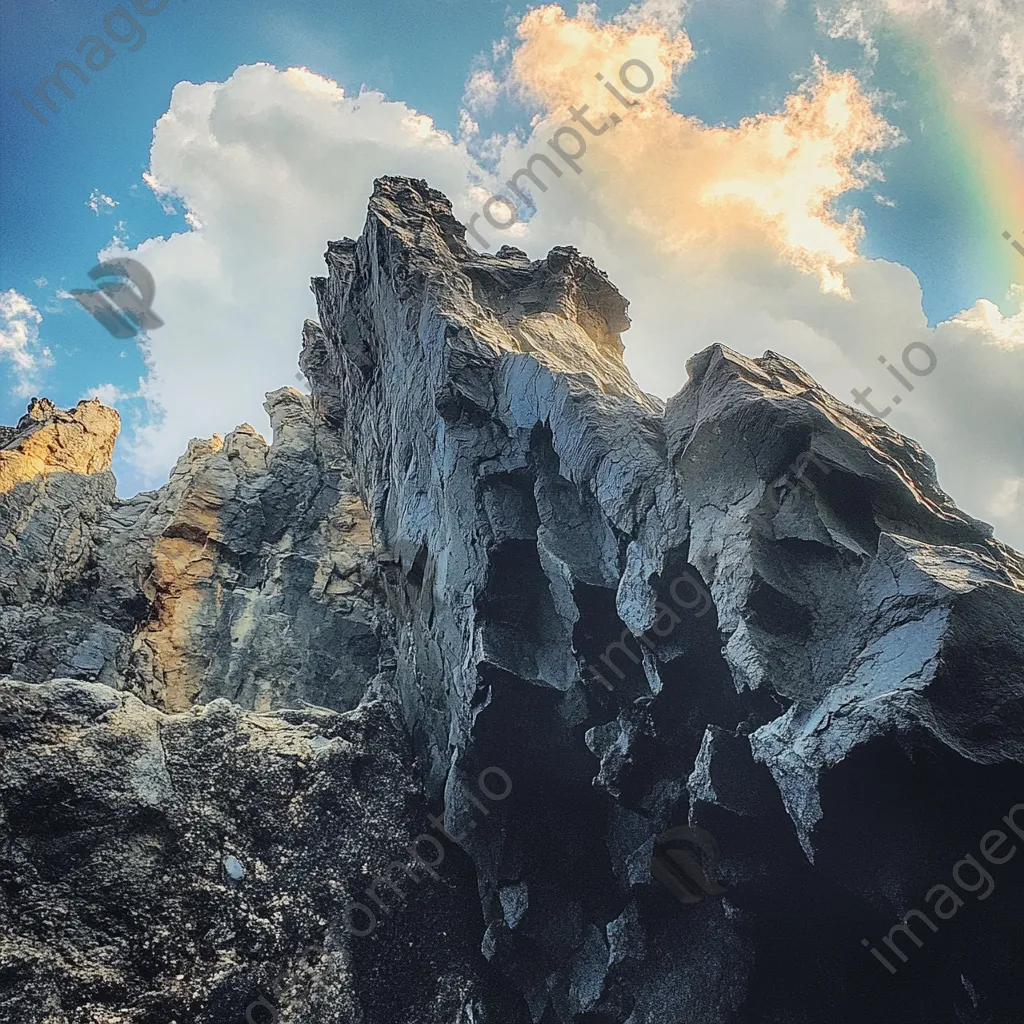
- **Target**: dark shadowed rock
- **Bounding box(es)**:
[1,176,1022,1023]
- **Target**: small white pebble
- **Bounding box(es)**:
[223,854,246,880]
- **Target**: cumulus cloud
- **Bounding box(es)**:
[109,64,486,480]
[98,7,1022,547]
[0,290,53,399]
[500,5,898,292]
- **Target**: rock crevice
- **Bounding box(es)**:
[1,176,1022,1024]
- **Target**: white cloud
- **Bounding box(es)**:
[0,290,53,399]
[817,1,880,61]
[87,189,119,215]
[459,109,481,138]
[109,63,487,485]
[464,68,503,113]
[142,170,180,215]
[86,382,137,406]
[947,290,1024,349]
[109,219,130,248]
[990,476,1023,519]
[617,0,691,33]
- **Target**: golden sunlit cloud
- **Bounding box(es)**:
[501,5,901,292]
[511,2,693,111]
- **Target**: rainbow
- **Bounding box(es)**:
[951,103,1024,292]
[884,22,1024,298]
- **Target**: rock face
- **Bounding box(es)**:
[2,177,1023,1024]
[1,388,382,711]
[0,677,521,1024]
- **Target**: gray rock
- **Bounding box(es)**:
[1,176,1022,1024]
[0,676,525,1023]
[1,388,386,713]
[302,177,1024,1023]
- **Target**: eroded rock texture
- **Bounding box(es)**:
[0,677,519,1024]
[1,388,382,711]
[2,177,1022,1024]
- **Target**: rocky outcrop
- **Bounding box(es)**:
[1,177,1022,1024]
[0,675,523,1024]
[1,399,124,696]
[303,178,1024,1024]
[102,387,383,712]
[0,389,383,712]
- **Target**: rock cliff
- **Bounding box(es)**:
[1,389,381,711]
[1,177,1022,1024]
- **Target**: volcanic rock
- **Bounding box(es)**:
[1,176,1022,1024]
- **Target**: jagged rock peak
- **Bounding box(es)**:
[310,175,654,408]
[0,397,119,492]
[298,176,1024,1023]
[674,343,1024,574]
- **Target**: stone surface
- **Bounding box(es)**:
[1,388,384,713]
[0,675,523,1024]
[303,177,1024,1024]
[1,176,1022,1023]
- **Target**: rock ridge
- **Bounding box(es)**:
[1,175,1022,1024]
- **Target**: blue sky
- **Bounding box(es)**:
[0,0,514,433]
[1,0,1022,542]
